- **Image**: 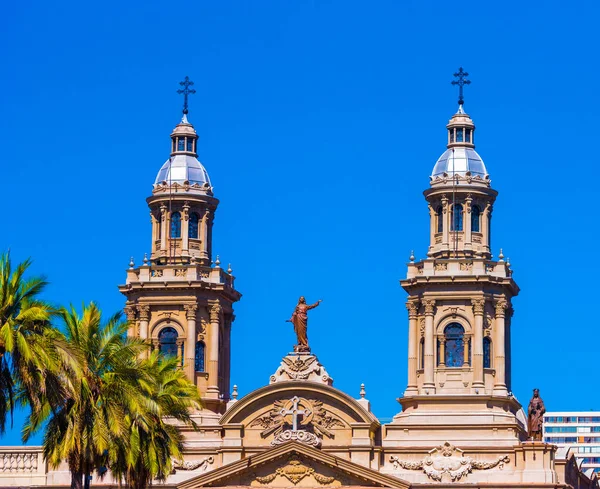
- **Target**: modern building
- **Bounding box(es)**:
[544,412,600,474]
[0,77,597,489]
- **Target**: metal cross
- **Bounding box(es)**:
[177,76,196,115]
[451,67,471,106]
[279,396,311,431]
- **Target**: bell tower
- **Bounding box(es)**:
[119,78,241,414]
[385,69,526,448]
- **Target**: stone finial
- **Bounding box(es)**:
[143,253,148,265]
[227,263,232,274]
[498,248,505,262]
[215,255,221,267]
[360,383,366,399]
[232,384,238,400]
[506,257,511,267]
[357,382,371,412]
[129,257,135,269]
[409,251,415,262]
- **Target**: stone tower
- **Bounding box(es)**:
[119,103,241,414]
[385,100,525,447]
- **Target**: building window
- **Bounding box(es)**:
[186,138,193,152]
[178,138,185,151]
[449,129,454,143]
[158,327,179,358]
[444,323,465,367]
[451,204,463,231]
[436,206,443,233]
[419,338,424,369]
[195,341,205,372]
[456,128,464,142]
[471,205,481,232]
[170,212,182,238]
[465,130,471,143]
[483,336,492,368]
[189,212,200,239]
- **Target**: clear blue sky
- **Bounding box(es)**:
[2,0,599,445]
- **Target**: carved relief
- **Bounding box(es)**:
[434,263,448,272]
[210,304,221,322]
[271,354,332,385]
[151,269,163,278]
[419,317,425,337]
[460,261,473,272]
[406,301,419,318]
[471,299,485,316]
[172,456,214,472]
[184,304,198,320]
[389,442,509,482]
[254,456,335,485]
[138,305,150,322]
[175,268,187,277]
[495,300,508,318]
[423,300,436,315]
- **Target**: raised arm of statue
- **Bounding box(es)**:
[307,300,322,310]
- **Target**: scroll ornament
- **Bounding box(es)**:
[390,442,509,482]
[172,456,214,472]
[255,456,335,485]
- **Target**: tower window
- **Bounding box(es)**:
[451,204,463,231]
[456,128,464,142]
[195,341,205,372]
[158,327,179,358]
[444,323,465,367]
[186,139,193,152]
[189,212,200,239]
[465,130,471,143]
[483,336,492,368]
[178,138,185,151]
[449,129,454,143]
[170,212,182,238]
[419,338,424,370]
[471,205,481,232]
[436,206,443,233]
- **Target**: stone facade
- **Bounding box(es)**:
[0,104,596,489]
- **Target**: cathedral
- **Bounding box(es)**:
[0,75,597,489]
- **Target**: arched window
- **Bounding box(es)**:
[436,206,443,233]
[483,337,492,368]
[471,205,481,233]
[170,212,181,238]
[444,323,465,367]
[189,213,200,239]
[158,327,178,358]
[419,338,424,369]
[451,204,463,231]
[195,341,205,372]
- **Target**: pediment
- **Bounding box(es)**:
[178,442,410,489]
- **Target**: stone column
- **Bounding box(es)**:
[138,305,150,359]
[150,211,159,254]
[471,299,485,388]
[493,299,508,396]
[464,195,472,249]
[160,204,168,252]
[482,203,493,254]
[207,303,221,399]
[405,301,419,395]
[124,305,137,339]
[439,339,445,367]
[176,339,184,368]
[463,337,470,366]
[182,201,190,255]
[441,196,449,251]
[200,209,210,264]
[428,205,435,255]
[184,304,197,382]
[423,300,436,392]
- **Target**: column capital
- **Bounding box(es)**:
[423,299,436,316]
[138,305,151,321]
[184,303,198,320]
[495,299,508,318]
[160,203,168,215]
[210,304,222,322]
[124,305,137,321]
[471,298,485,315]
[406,300,420,318]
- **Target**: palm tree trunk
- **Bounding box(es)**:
[71,471,83,489]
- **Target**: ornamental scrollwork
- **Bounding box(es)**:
[254,456,335,485]
[172,456,214,472]
[389,442,509,482]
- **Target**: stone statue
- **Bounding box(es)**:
[527,388,546,441]
[286,297,322,353]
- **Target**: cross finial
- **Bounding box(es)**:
[451,67,471,106]
[177,76,196,115]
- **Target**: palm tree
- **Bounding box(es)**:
[0,251,57,434]
[30,303,147,489]
[109,351,201,489]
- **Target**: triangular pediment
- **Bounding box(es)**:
[178,442,410,489]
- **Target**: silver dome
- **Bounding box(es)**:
[431,147,487,178]
[154,155,211,186]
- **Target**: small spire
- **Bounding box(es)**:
[129,257,135,269]
[177,76,196,115]
[214,255,221,267]
[227,263,232,274]
[498,248,505,262]
[451,67,471,106]
[409,250,415,263]
[143,253,148,265]
[506,257,511,267]
[360,383,366,399]
[232,385,238,400]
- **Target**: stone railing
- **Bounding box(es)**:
[0,447,47,486]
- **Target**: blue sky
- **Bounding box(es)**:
[2,0,599,444]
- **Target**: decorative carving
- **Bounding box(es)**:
[124,305,137,322]
[175,268,187,277]
[172,456,214,471]
[210,304,221,322]
[151,269,163,278]
[495,300,508,317]
[271,430,321,448]
[419,317,425,337]
[460,261,473,272]
[138,305,150,322]
[0,451,39,473]
[406,301,419,318]
[471,299,485,316]
[390,442,509,482]
[485,263,495,273]
[485,313,493,331]
[254,456,335,485]
[434,263,448,272]
[184,304,198,320]
[449,307,459,318]
[416,264,424,274]
[271,354,332,385]
[423,300,436,315]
